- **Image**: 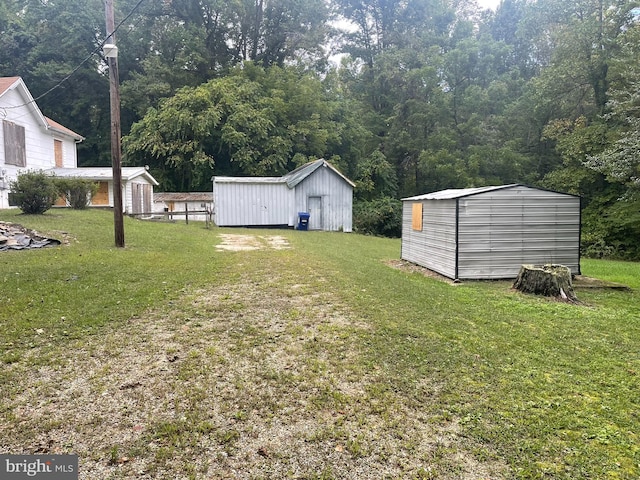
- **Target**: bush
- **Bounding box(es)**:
[353,196,402,237]
[581,193,640,261]
[54,177,98,209]
[9,170,58,214]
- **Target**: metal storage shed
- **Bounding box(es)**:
[401,184,581,280]
[212,159,355,232]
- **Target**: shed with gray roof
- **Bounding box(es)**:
[401,184,581,280]
[212,159,354,232]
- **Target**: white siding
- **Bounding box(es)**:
[126,180,154,215]
[0,84,79,208]
[401,185,581,280]
[401,199,457,279]
[294,167,353,232]
[52,135,78,168]
[1,88,48,208]
[213,180,294,226]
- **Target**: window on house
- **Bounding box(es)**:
[54,139,63,167]
[92,181,109,205]
[412,202,423,231]
[3,120,26,167]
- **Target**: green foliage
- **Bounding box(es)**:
[9,171,58,214]
[53,177,99,210]
[584,24,640,199]
[124,64,354,189]
[353,196,402,237]
[582,193,640,260]
[355,150,397,201]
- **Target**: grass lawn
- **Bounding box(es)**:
[1,209,639,479]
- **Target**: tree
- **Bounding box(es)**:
[355,150,397,201]
[0,1,35,77]
[0,0,110,166]
[585,25,640,199]
[124,64,354,191]
[334,0,454,67]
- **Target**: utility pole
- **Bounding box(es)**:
[105,0,125,248]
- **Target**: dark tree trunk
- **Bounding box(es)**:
[513,264,579,303]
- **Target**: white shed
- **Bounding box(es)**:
[401,184,581,280]
[213,159,355,232]
[153,192,213,222]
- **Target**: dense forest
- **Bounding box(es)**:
[1,0,639,257]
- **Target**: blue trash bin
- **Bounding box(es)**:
[297,212,310,230]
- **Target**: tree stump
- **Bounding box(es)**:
[512,264,579,303]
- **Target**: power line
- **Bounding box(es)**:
[2,0,146,110]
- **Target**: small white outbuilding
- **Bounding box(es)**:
[401,184,581,280]
[212,159,354,232]
[51,167,158,215]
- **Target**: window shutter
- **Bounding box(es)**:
[3,120,26,167]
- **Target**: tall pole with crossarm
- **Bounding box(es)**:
[105,0,125,248]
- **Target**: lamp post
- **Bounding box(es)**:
[105,0,125,248]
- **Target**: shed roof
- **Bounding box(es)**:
[154,192,213,202]
[49,167,159,186]
[402,184,578,201]
[283,159,356,188]
[212,159,355,189]
[213,176,284,184]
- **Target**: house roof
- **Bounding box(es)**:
[0,76,84,141]
[49,167,159,186]
[283,159,356,188]
[45,116,84,141]
[212,159,355,189]
[0,77,21,96]
[402,184,579,201]
[154,192,213,203]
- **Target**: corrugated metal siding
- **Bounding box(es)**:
[294,166,353,232]
[457,187,580,279]
[401,185,581,280]
[401,199,457,278]
[213,180,294,226]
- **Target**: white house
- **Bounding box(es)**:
[0,76,83,208]
[0,76,158,213]
[213,159,355,232]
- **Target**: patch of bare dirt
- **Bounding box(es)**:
[0,271,508,479]
[385,259,458,285]
[216,234,291,251]
[573,275,631,291]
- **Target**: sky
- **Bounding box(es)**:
[478,0,501,11]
